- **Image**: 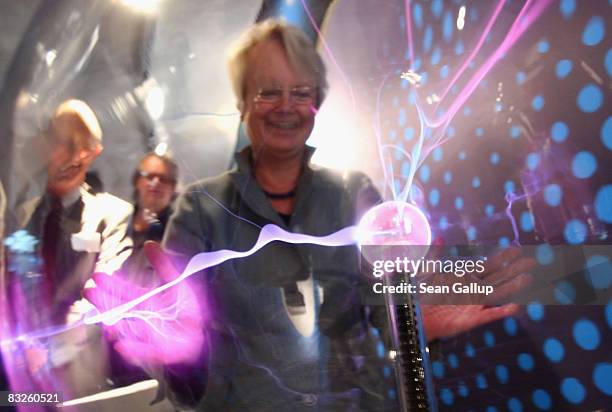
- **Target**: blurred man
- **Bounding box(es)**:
[122,152,178,287]
[9,99,132,402]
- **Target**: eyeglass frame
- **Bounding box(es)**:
[253,85,318,106]
[137,170,176,186]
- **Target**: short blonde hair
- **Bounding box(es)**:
[50,99,103,144]
[227,19,328,110]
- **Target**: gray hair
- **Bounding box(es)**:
[51,99,103,144]
[227,19,328,111]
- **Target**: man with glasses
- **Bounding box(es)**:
[10,99,132,400]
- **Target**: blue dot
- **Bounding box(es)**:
[532,95,545,111]
[485,204,495,217]
[504,317,517,336]
[469,7,479,22]
[561,377,586,404]
[450,39,463,57]
[458,382,469,397]
[504,180,515,194]
[419,165,430,182]
[606,302,612,329]
[536,244,554,265]
[606,48,612,77]
[518,353,535,371]
[376,341,385,358]
[431,47,442,65]
[555,59,573,79]
[551,121,569,142]
[466,226,477,241]
[573,318,601,350]
[444,171,452,184]
[413,3,423,27]
[429,189,440,207]
[496,365,509,384]
[458,150,466,160]
[472,176,481,188]
[537,39,549,53]
[595,185,612,223]
[387,389,396,399]
[516,71,526,85]
[544,184,562,206]
[593,363,612,395]
[443,12,453,41]
[432,147,443,161]
[398,109,407,127]
[447,353,459,368]
[431,0,442,18]
[510,125,521,139]
[455,197,464,210]
[476,374,488,389]
[585,255,612,290]
[602,116,612,150]
[476,127,484,137]
[404,127,414,141]
[532,389,552,410]
[463,106,471,116]
[577,84,603,113]
[564,219,587,244]
[383,365,391,378]
[484,331,495,347]
[527,302,544,321]
[526,153,539,170]
[486,407,498,412]
[440,65,450,78]
[543,338,565,362]
[440,388,454,405]
[572,150,597,178]
[432,361,444,378]
[582,16,605,46]
[465,342,475,357]
[554,280,576,304]
[520,211,534,232]
[490,152,500,164]
[499,237,510,248]
[507,398,523,412]
[423,26,433,52]
[400,161,410,178]
[560,0,575,18]
[439,216,449,230]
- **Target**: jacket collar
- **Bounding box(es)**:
[230,145,317,227]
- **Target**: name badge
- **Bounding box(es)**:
[71,232,101,253]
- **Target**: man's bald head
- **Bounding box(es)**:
[46,100,103,197]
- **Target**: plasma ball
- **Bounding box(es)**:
[358,201,432,266]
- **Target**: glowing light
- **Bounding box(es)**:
[45,50,57,67]
[120,0,162,15]
[154,142,168,156]
[401,70,423,86]
[145,85,165,120]
[358,201,432,265]
[457,6,466,30]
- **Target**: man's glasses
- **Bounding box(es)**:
[138,171,176,185]
[254,86,317,106]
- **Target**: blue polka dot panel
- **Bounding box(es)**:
[353,0,611,410]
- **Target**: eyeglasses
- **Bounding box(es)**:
[138,171,176,185]
[254,86,317,106]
